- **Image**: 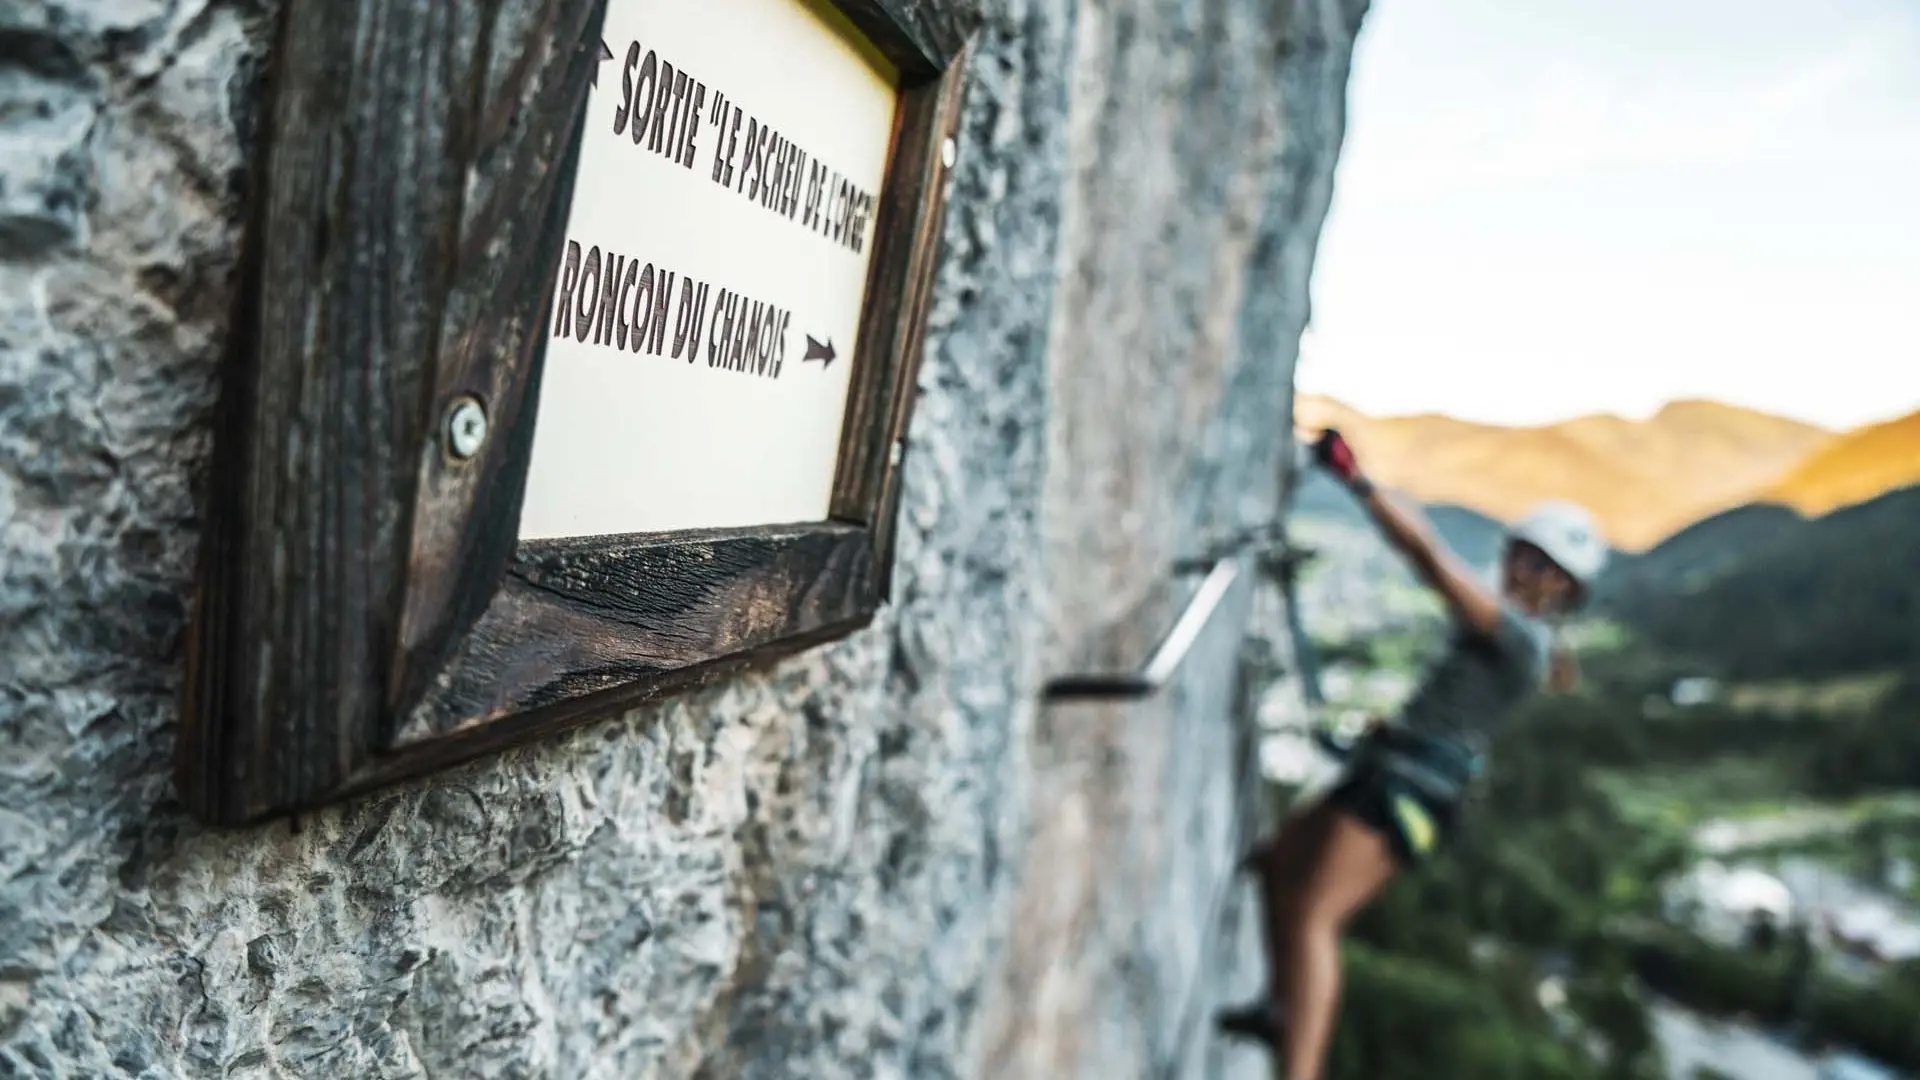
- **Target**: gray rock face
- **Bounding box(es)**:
[0,0,1363,1076]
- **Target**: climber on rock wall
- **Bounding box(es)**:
[1216,428,1609,1080]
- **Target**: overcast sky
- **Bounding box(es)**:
[1295,0,1920,431]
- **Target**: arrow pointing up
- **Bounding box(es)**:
[803,335,837,367]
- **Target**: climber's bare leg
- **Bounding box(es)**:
[1252,800,1338,1000]
[1277,811,1398,1080]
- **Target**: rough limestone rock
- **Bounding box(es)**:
[0,0,1365,1076]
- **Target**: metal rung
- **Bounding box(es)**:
[1044,556,1244,703]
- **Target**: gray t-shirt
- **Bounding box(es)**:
[1396,604,1553,753]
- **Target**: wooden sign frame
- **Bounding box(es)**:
[179,0,977,826]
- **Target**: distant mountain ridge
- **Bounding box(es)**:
[1290,395,1920,679]
[1294,394,1867,551]
[1765,410,1920,516]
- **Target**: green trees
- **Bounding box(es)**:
[1301,483,1920,1077]
[1625,923,1920,1070]
[1329,945,1599,1080]
[1317,655,1919,1076]
[1604,488,1920,680]
[1330,692,1670,1080]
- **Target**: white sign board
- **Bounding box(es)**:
[517,0,900,540]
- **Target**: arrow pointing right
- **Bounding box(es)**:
[803,335,837,367]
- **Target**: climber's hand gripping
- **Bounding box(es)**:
[1311,428,1371,495]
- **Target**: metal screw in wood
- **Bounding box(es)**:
[447,397,488,459]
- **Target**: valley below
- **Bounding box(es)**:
[1259,429,1920,1079]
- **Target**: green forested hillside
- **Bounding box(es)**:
[1602,487,1920,679]
[1290,481,1920,1080]
[1315,645,1920,1080]
[1599,503,1806,602]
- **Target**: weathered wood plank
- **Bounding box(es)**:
[395,525,878,744]
[340,614,869,803]
[831,40,973,603]
[391,0,608,726]
[178,0,606,825]
[867,44,973,599]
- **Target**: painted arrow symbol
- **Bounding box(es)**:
[803,335,837,367]
[592,39,614,86]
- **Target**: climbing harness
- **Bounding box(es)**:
[1349,722,1482,806]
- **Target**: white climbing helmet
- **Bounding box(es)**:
[1507,500,1608,590]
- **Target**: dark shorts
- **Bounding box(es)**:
[1323,745,1469,866]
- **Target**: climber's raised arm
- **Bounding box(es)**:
[1308,429,1505,638]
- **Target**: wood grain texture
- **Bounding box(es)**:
[181,0,974,825]
[392,525,877,750]
[178,0,608,825]
[830,42,974,600]
[390,0,608,724]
